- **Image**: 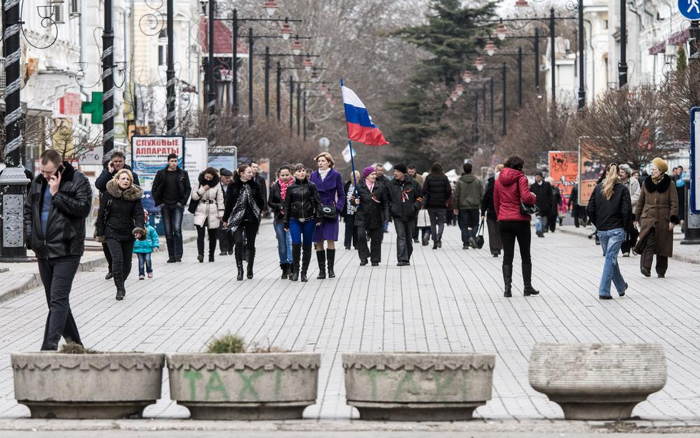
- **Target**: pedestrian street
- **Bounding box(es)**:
[1,223,700,421]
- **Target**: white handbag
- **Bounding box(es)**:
[417,209,431,228]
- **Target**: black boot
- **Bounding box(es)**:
[197,254,204,263]
[327,249,336,278]
[502,264,512,298]
[316,250,326,280]
[235,247,244,281]
[302,245,313,282]
[247,249,255,279]
[281,263,289,280]
[114,273,126,301]
[290,245,301,282]
[522,262,540,296]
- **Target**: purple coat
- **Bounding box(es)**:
[310,168,345,241]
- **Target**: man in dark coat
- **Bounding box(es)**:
[95,151,140,279]
[24,150,92,350]
[530,172,553,237]
[251,161,269,214]
[386,164,422,266]
[151,153,191,262]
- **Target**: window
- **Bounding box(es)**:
[53,5,64,23]
[70,0,80,17]
[158,29,167,66]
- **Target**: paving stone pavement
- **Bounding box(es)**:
[1,221,700,421]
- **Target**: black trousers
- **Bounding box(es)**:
[102,242,113,273]
[105,238,135,287]
[233,220,260,259]
[621,227,639,254]
[357,225,383,263]
[196,225,218,256]
[343,214,356,249]
[499,221,531,266]
[486,217,503,254]
[641,228,668,275]
[394,219,415,263]
[38,256,82,351]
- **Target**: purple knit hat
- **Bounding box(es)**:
[362,166,376,179]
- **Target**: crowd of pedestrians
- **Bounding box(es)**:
[22,145,684,351]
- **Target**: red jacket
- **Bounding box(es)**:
[493,168,537,222]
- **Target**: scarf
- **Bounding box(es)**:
[278,177,293,200]
[366,181,375,193]
[651,173,664,185]
[318,168,330,180]
[228,183,261,233]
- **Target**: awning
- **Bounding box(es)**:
[649,41,666,55]
[668,28,690,46]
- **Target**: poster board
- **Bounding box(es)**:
[131,135,185,214]
[691,107,700,213]
[548,151,578,201]
[577,137,605,206]
[208,145,238,172]
[185,138,208,191]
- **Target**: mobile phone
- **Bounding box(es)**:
[55,165,65,176]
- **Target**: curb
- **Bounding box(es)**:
[0,235,198,304]
[558,227,700,265]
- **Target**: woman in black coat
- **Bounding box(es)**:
[354,166,390,266]
[96,169,146,301]
[422,162,452,249]
[223,164,265,281]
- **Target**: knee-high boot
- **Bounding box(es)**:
[235,244,244,281]
[522,262,540,296]
[326,249,336,278]
[247,248,256,279]
[502,264,512,298]
[316,250,326,280]
[290,244,301,281]
[114,272,126,301]
[208,230,217,262]
[302,245,313,282]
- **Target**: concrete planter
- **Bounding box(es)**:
[343,353,495,421]
[529,343,667,420]
[11,352,164,419]
[167,353,320,420]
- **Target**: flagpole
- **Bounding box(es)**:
[340,79,358,191]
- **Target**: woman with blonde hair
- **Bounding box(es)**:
[96,169,146,301]
[586,164,633,299]
[310,152,345,279]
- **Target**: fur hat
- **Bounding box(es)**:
[651,157,668,174]
[362,166,375,179]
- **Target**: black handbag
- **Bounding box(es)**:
[187,198,200,215]
[520,201,539,216]
[475,219,485,249]
[320,204,337,220]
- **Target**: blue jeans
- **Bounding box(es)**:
[137,253,153,276]
[274,222,293,264]
[597,228,627,297]
[161,204,184,259]
[535,215,548,234]
[289,218,316,246]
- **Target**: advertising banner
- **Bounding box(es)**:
[548,151,578,206]
[185,138,208,191]
[131,136,185,217]
[208,145,238,172]
[577,137,606,206]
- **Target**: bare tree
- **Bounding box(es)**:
[660,62,700,142]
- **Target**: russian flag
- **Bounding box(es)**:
[342,85,389,146]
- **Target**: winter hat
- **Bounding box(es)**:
[220,168,233,177]
[651,157,668,174]
[394,163,408,174]
[362,166,375,179]
[619,164,632,175]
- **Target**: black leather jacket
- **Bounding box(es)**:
[284,178,322,225]
[151,166,191,207]
[24,163,93,259]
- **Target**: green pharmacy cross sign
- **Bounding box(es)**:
[81,92,104,124]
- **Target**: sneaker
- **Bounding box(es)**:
[360,260,368,266]
[147,273,153,279]
[139,275,145,280]
[371,262,379,267]
[619,283,628,297]
[462,244,470,250]
[599,295,613,300]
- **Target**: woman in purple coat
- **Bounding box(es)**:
[310,152,345,279]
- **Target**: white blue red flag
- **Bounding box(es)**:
[342,85,389,146]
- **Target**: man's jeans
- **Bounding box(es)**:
[274,222,293,264]
[161,204,184,259]
[428,208,447,243]
[38,256,82,350]
[597,228,627,297]
[394,219,415,263]
[137,253,153,276]
[458,209,480,245]
[535,215,548,234]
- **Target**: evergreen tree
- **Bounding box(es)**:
[387,0,497,167]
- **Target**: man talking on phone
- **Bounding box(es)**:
[95,151,140,280]
[24,150,93,350]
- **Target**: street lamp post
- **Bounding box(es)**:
[296,84,302,137]
[618,0,628,87]
[0,0,30,260]
[549,7,556,109]
[103,0,115,155]
[302,90,307,140]
[289,76,294,133]
[517,47,523,107]
[264,47,271,119]
[577,0,586,109]
[535,28,540,93]
[502,62,507,136]
[248,28,254,126]
[207,0,217,148]
[166,0,176,134]
[276,62,282,121]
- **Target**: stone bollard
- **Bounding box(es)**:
[12,353,164,419]
[343,353,495,421]
[528,343,667,420]
[167,353,320,420]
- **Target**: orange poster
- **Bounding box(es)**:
[548,151,578,200]
[577,137,606,206]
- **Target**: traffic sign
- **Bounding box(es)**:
[679,0,700,20]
